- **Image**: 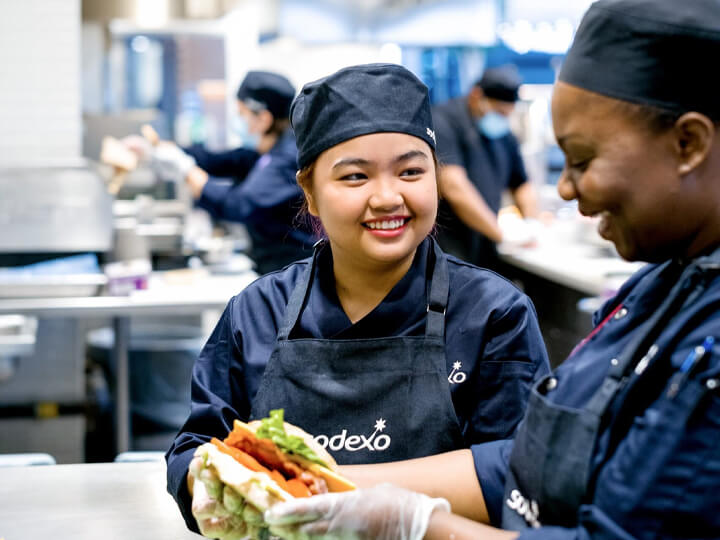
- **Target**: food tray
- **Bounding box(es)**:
[0,274,107,298]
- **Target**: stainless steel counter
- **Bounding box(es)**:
[0,461,200,539]
[497,226,644,297]
[496,221,645,365]
[0,272,259,318]
[0,291,241,318]
[0,271,258,455]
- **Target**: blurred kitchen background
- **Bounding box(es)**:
[1,0,637,465]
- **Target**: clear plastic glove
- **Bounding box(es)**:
[120,134,154,162]
[150,141,196,182]
[498,208,538,248]
[190,455,251,540]
[265,484,450,540]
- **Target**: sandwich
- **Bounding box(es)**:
[191,409,356,538]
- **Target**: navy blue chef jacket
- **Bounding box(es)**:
[166,236,550,531]
[432,97,528,268]
[184,143,259,182]
[184,130,315,274]
[473,259,720,538]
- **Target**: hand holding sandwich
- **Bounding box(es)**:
[265,483,451,540]
[188,410,356,540]
[191,467,249,540]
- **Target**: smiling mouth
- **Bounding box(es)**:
[363,218,411,230]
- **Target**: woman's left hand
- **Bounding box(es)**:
[265,483,450,540]
[190,455,256,540]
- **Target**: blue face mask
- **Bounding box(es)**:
[232,115,261,150]
[477,111,511,139]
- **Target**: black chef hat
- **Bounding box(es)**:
[559,0,720,119]
[236,71,295,120]
[476,66,521,103]
[290,63,436,170]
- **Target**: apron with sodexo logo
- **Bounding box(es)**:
[250,239,464,464]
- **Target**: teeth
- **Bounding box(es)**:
[366,219,404,230]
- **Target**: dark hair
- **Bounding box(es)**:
[294,160,325,237]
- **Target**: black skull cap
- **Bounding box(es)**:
[290,63,436,169]
[559,0,720,119]
[476,65,522,103]
[236,70,295,120]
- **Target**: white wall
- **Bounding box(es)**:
[278,0,497,46]
[0,0,82,166]
[505,0,596,24]
[81,22,106,114]
[255,38,401,93]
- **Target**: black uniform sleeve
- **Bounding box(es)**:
[506,137,528,190]
[165,299,249,533]
[471,439,514,526]
[183,144,259,181]
[433,108,466,167]
[197,148,301,224]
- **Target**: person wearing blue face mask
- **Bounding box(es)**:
[432,66,538,271]
[126,70,315,274]
[230,112,261,151]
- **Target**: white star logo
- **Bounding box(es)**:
[453,361,462,370]
[374,418,386,432]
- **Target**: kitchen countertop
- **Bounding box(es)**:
[497,221,644,297]
[495,219,646,364]
[0,270,258,317]
[0,461,200,540]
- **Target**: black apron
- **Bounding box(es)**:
[502,248,720,530]
[250,239,464,464]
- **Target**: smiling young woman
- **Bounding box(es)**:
[165,63,550,538]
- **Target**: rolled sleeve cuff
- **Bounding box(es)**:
[471,439,514,527]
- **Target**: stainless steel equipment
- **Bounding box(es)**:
[0,274,108,299]
[0,163,113,463]
[112,197,188,258]
[0,164,113,254]
[0,315,35,357]
[0,315,36,382]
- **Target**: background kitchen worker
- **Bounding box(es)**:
[433,65,538,270]
[129,70,314,274]
[265,1,720,538]
[166,62,550,537]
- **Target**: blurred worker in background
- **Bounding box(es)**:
[433,66,538,270]
[127,70,315,275]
